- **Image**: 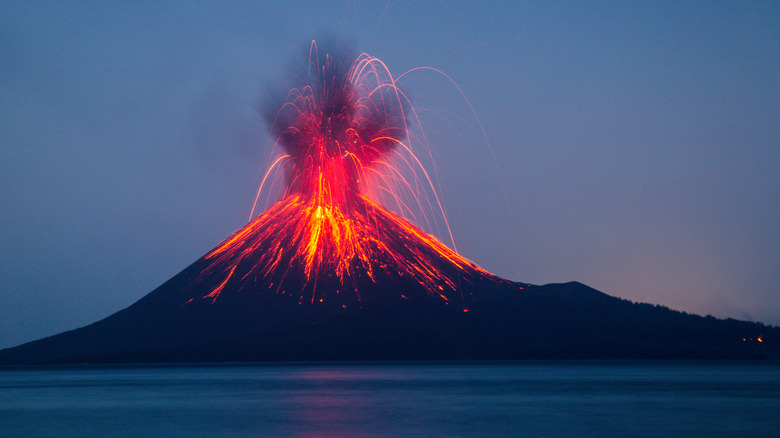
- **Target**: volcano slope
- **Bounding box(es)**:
[1,195,776,364]
[2,45,776,364]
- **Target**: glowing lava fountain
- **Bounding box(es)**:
[183,43,508,312]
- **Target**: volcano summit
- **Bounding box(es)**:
[1,44,776,364]
[188,45,503,313]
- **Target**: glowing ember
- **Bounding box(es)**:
[184,42,504,310]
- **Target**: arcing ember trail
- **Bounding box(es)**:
[185,45,506,311]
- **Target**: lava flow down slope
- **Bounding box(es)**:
[1,43,776,364]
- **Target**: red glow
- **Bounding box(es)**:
[185,43,505,309]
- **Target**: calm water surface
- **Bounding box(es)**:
[1,361,778,437]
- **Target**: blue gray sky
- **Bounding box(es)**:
[1,1,778,348]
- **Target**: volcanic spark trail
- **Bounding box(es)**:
[185,41,506,309]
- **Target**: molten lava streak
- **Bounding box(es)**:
[185,43,504,310]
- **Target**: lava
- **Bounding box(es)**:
[184,42,503,310]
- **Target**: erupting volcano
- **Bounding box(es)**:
[1,42,776,364]
[187,46,503,312]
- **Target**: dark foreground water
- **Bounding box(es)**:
[1,361,778,437]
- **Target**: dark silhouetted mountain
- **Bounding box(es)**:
[1,197,776,364]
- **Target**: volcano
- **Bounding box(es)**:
[1,44,776,364]
[0,194,775,363]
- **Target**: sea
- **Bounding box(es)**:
[1,361,778,437]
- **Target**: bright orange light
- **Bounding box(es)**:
[194,193,496,306]
[182,43,508,310]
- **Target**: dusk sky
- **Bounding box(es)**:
[1,1,778,349]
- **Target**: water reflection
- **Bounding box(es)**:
[1,362,779,437]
